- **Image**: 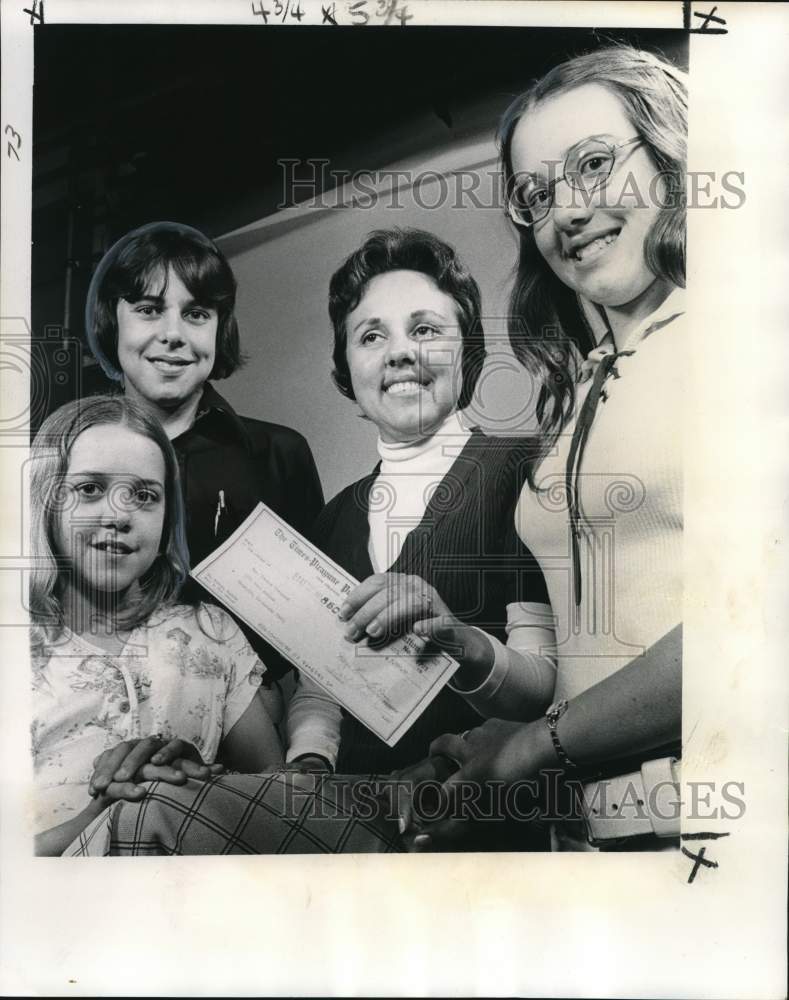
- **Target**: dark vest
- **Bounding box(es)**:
[312,431,547,773]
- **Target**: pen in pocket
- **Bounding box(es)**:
[213,489,226,538]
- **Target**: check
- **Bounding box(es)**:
[191,503,459,746]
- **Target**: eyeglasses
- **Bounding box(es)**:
[506,135,642,228]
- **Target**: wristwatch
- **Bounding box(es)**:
[545,699,578,769]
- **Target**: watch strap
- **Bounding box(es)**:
[545,699,578,769]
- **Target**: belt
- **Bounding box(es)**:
[579,757,681,846]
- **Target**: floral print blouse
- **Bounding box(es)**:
[32,602,282,833]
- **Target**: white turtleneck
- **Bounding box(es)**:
[286,410,558,768]
[368,409,472,572]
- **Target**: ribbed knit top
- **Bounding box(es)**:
[515,289,685,700]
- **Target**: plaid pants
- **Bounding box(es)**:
[66,772,404,856]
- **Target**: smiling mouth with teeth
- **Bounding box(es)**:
[384,379,431,396]
[571,230,620,263]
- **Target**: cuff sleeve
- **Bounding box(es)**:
[447,629,510,700]
[448,602,557,719]
[285,676,342,767]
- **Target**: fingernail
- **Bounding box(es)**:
[338,606,349,621]
[414,834,432,851]
[397,816,407,835]
[151,753,162,764]
[115,769,128,781]
[366,621,383,638]
[344,627,359,642]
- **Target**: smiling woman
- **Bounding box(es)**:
[344,269,463,444]
[508,83,672,325]
[285,229,556,787]
[84,222,324,680]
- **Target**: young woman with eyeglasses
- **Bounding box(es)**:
[420,45,687,851]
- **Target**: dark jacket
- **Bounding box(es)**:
[312,430,548,773]
[176,383,324,680]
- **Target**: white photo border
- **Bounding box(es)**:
[1,1,787,996]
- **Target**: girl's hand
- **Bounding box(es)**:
[339,573,461,646]
[38,739,225,855]
[89,736,224,799]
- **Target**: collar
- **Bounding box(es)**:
[186,383,254,453]
[376,410,470,468]
[620,285,686,352]
[578,286,686,356]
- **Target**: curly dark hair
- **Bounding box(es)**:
[329,227,486,411]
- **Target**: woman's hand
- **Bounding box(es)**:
[89,736,224,800]
[403,719,556,851]
[339,572,496,686]
[430,718,554,785]
[339,572,482,655]
[339,572,456,642]
[385,753,462,845]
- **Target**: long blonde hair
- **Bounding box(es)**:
[29,394,190,640]
[499,45,688,480]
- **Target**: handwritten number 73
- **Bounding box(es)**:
[5,124,22,161]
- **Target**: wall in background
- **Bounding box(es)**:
[31,26,687,484]
[218,132,539,500]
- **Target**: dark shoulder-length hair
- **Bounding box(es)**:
[29,394,190,641]
[329,227,486,411]
[85,221,244,384]
[499,45,687,449]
